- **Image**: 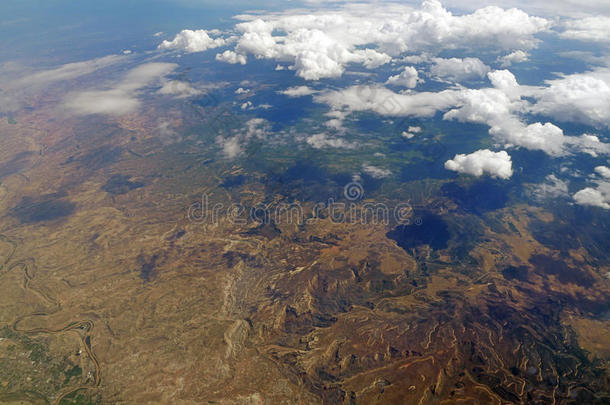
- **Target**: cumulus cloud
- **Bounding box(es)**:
[217,136,243,159]
[573,186,610,209]
[158,80,202,98]
[319,70,520,121]
[446,70,610,156]
[531,69,610,129]
[564,134,610,157]
[386,66,421,88]
[213,0,549,80]
[560,16,610,44]
[445,149,513,179]
[279,85,318,97]
[234,24,392,80]
[573,166,610,209]
[362,164,392,178]
[438,0,610,19]
[400,54,432,64]
[430,57,491,82]
[159,29,227,53]
[443,71,570,155]
[445,88,565,156]
[316,69,610,157]
[487,69,520,97]
[595,166,610,178]
[323,110,348,131]
[316,84,461,117]
[497,50,529,67]
[402,127,422,139]
[321,71,570,156]
[216,50,247,65]
[64,63,177,116]
[505,122,567,155]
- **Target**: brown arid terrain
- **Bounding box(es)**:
[0,96,609,405]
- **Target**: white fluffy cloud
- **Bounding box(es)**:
[386,66,421,88]
[564,134,610,157]
[211,0,549,80]
[445,149,513,179]
[444,70,573,156]
[487,69,520,97]
[497,50,529,67]
[158,80,202,98]
[316,84,461,117]
[445,92,568,156]
[595,166,610,178]
[316,69,610,157]
[308,0,610,19]
[560,16,610,44]
[401,125,422,139]
[279,86,318,97]
[531,69,610,129]
[430,57,491,82]
[64,63,177,115]
[216,50,247,65]
[159,29,227,53]
[573,166,610,209]
[217,136,243,159]
[362,164,392,178]
[573,186,610,209]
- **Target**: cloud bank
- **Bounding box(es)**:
[162,1,550,80]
